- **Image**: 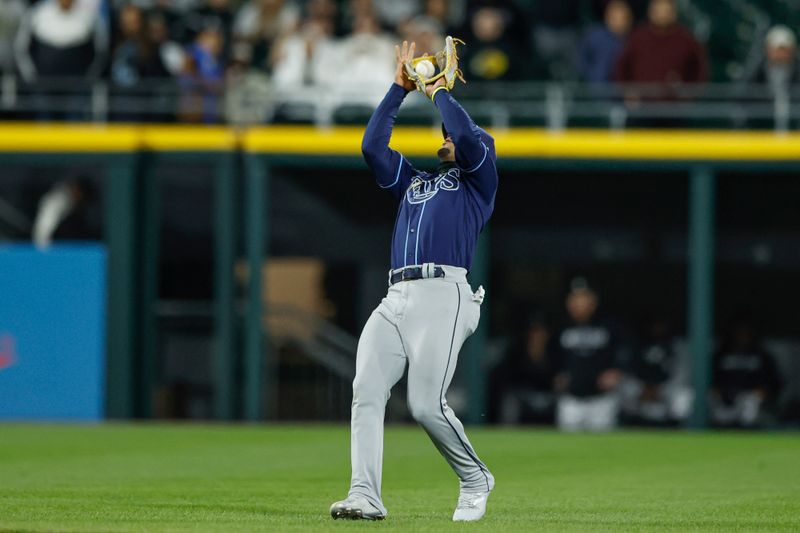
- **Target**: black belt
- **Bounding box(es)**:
[389,265,445,285]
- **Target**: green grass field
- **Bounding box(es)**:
[1,424,798,532]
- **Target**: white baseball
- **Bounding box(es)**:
[415,60,435,78]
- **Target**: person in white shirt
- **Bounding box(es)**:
[15,0,108,84]
[332,12,395,106]
[14,0,107,119]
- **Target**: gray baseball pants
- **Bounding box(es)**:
[348,265,494,515]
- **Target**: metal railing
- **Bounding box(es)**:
[153,298,360,420]
[1,74,797,132]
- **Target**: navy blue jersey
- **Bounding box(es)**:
[555,321,618,398]
[361,83,498,271]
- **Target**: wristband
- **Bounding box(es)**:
[430,86,449,102]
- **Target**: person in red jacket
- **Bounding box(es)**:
[614,0,708,100]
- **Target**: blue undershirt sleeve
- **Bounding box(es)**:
[434,90,488,172]
[362,83,415,199]
[434,90,497,204]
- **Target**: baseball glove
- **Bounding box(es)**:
[404,36,466,93]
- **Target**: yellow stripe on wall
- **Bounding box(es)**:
[495,129,800,160]
[141,125,237,151]
[0,123,139,152]
[245,126,800,160]
[0,122,799,160]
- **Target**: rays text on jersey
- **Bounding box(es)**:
[406,169,461,204]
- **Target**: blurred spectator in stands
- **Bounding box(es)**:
[340,0,375,34]
[710,317,782,428]
[531,0,582,80]
[270,0,337,92]
[592,0,648,22]
[185,0,236,61]
[620,316,692,425]
[233,0,301,71]
[111,5,170,85]
[373,0,420,32]
[334,10,395,105]
[143,11,185,121]
[224,42,273,124]
[397,15,443,63]
[146,11,186,76]
[178,21,224,122]
[554,278,621,431]
[615,0,708,96]
[33,177,99,248]
[498,312,557,424]
[136,0,184,45]
[15,0,108,83]
[110,5,176,121]
[14,0,108,119]
[423,0,465,35]
[742,25,800,98]
[0,0,25,74]
[111,5,148,119]
[373,0,468,35]
[110,0,200,12]
[306,0,337,31]
[460,6,524,81]
[578,0,632,85]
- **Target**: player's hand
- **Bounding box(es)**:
[424,76,447,99]
[394,40,416,92]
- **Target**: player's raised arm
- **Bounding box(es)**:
[426,79,497,201]
[361,41,417,198]
[427,80,491,171]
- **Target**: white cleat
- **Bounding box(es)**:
[330,494,385,521]
[452,490,490,522]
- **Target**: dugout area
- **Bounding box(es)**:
[1,124,800,425]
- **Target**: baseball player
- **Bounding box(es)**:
[554,278,621,431]
[330,40,498,522]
